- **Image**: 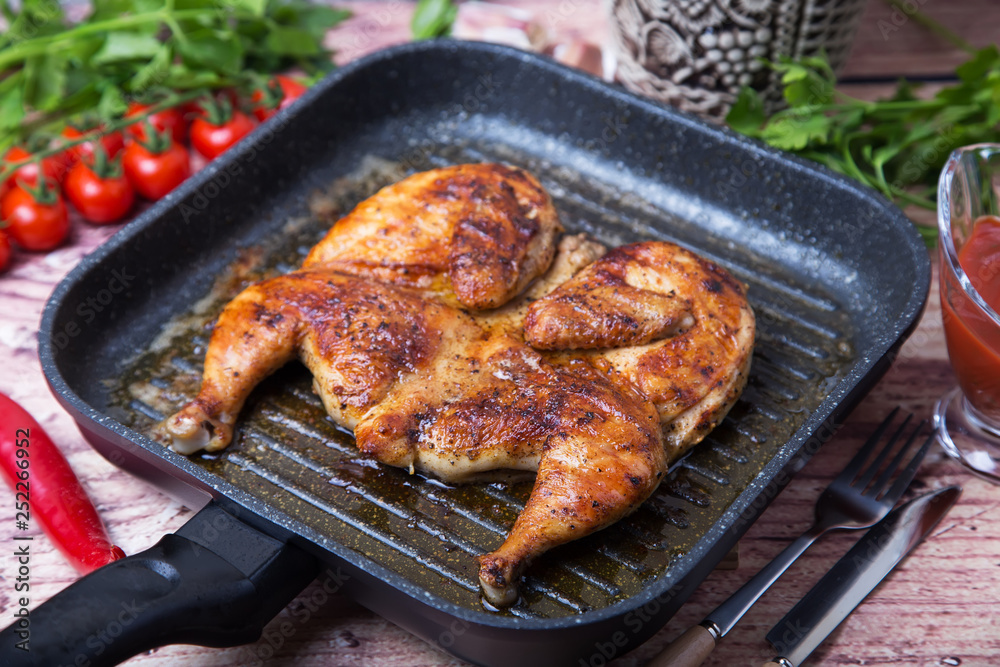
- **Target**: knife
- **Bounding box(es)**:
[762,485,961,667]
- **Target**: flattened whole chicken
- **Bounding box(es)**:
[155,163,755,607]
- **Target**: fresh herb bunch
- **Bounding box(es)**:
[0,0,349,154]
[411,0,457,40]
[726,45,1000,244]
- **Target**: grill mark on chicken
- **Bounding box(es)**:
[525,248,694,350]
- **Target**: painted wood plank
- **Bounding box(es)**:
[0,2,996,666]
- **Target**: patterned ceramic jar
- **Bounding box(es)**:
[608,0,867,121]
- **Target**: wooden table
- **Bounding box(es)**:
[1,1,998,666]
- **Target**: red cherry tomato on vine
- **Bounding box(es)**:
[251,75,308,122]
[122,139,190,201]
[1,182,70,251]
[0,230,10,272]
[64,160,135,225]
[125,102,188,144]
[3,146,68,188]
[179,90,240,123]
[190,110,256,160]
[61,126,125,165]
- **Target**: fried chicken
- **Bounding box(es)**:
[155,163,755,607]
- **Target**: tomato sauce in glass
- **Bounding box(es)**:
[941,215,1000,423]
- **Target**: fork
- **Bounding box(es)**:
[649,408,935,667]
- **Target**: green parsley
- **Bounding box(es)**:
[0,0,349,156]
[411,0,457,40]
[726,18,1000,244]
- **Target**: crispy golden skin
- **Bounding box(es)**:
[302,163,562,310]
[474,233,608,338]
[527,241,756,462]
[156,164,755,607]
[357,337,664,606]
[156,271,462,453]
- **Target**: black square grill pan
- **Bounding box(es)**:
[7,41,928,667]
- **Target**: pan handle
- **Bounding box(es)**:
[0,501,320,666]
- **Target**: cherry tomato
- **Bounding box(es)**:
[0,229,10,272]
[1,182,70,251]
[125,102,188,144]
[3,146,68,188]
[122,140,190,200]
[64,160,135,224]
[61,126,126,165]
[190,110,256,160]
[251,75,308,122]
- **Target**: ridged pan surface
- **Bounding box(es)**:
[40,41,929,658]
[110,151,852,618]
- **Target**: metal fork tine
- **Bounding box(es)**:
[837,407,901,482]
[881,429,936,503]
[867,419,928,497]
[855,413,913,490]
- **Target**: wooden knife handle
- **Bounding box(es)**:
[647,624,717,667]
[761,658,793,667]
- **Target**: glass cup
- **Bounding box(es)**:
[935,144,1000,483]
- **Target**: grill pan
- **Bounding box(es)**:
[5,41,928,666]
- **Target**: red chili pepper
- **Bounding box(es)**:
[0,392,125,573]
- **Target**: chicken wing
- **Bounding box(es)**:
[526,241,756,461]
[303,163,562,310]
[473,233,607,338]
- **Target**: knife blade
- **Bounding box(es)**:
[763,485,961,667]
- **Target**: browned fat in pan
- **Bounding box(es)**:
[111,154,853,618]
